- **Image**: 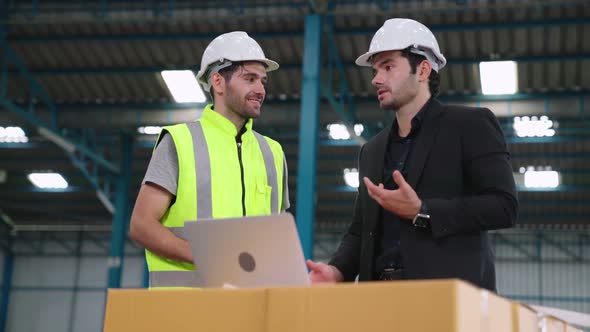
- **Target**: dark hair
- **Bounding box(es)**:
[207,62,243,100]
[400,48,440,98]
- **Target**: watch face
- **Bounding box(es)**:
[414,216,430,228]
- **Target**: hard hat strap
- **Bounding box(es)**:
[408,46,440,72]
[204,60,234,91]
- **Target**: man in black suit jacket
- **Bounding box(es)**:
[306,18,517,291]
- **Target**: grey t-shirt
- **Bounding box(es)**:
[142,132,290,210]
[143,133,178,195]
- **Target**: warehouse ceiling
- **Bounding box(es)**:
[0,0,589,237]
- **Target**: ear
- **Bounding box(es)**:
[210,72,225,95]
[418,60,432,82]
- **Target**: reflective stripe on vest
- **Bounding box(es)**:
[253,131,279,214]
[193,122,213,219]
[150,270,203,288]
[168,226,185,239]
[150,227,203,287]
[149,124,280,288]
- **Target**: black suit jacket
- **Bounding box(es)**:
[329,99,518,291]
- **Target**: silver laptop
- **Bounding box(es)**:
[184,213,310,288]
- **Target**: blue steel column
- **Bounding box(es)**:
[296,14,322,260]
[107,133,134,288]
[1,0,6,99]
[143,259,149,288]
[0,253,14,332]
[0,7,13,331]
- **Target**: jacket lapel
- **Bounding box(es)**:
[363,128,389,232]
[366,129,389,186]
[405,100,444,189]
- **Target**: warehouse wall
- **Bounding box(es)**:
[495,230,590,315]
[1,240,144,332]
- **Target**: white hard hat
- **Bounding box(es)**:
[196,31,279,90]
[355,18,446,72]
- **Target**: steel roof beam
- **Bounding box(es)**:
[9,54,590,76]
[6,18,589,43]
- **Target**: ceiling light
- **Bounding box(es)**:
[161,70,207,103]
[137,126,163,135]
[327,124,351,140]
[0,126,29,143]
[343,168,359,188]
[27,172,69,189]
[479,61,518,95]
[513,116,555,137]
[354,124,364,136]
[524,167,560,188]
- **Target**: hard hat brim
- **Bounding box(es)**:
[355,51,377,67]
[211,58,279,73]
[196,58,279,85]
[233,58,279,72]
[257,59,280,72]
[356,49,447,72]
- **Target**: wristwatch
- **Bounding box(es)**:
[412,201,430,228]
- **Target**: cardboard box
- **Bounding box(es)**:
[104,279,514,332]
[266,279,513,332]
[103,288,267,332]
[565,325,583,332]
[544,316,566,332]
[530,304,590,332]
[512,303,540,332]
[485,289,515,332]
[512,302,588,332]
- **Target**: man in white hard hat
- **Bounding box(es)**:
[130,31,290,288]
[307,18,517,291]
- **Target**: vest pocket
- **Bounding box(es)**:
[254,182,272,215]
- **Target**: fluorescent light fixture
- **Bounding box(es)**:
[343,168,359,188]
[354,124,364,136]
[513,115,555,137]
[0,126,29,143]
[161,70,207,103]
[27,172,69,189]
[327,124,351,140]
[479,61,518,95]
[524,167,560,188]
[38,127,76,153]
[137,126,163,135]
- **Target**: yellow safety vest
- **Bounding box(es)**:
[146,104,285,288]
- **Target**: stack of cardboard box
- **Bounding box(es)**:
[103,279,585,332]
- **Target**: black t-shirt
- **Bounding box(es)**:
[373,99,432,277]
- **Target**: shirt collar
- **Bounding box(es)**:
[202,104,253,137]
[389,98,433,141]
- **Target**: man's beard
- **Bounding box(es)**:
[225,86,261,120]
